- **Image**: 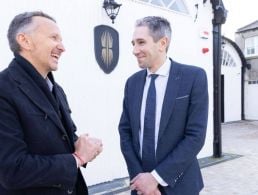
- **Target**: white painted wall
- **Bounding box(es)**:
[245,82,258,119]
[221,42,242,122]
[0,0,214,185]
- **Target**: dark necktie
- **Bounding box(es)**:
[142,74,158,172]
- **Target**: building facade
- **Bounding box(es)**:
[221,37,243,122]
[235,21,258,120]
[0,0,221,187]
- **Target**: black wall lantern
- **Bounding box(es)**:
[103,0,122,24]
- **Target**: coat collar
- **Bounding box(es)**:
[8,56,71,140]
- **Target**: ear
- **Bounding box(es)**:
[16,33,32,51]
[158,36,169,52]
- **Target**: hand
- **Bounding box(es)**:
[74,134,103,163]
[130,173,159,195]
[153,188,161,195]
[137,188,161,195]
[134,188,161,195]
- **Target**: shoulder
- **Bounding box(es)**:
[173,61,205,73]
[0,66,15,94]
[55,82,65,93]
[0,67,9,81]
[172,60,207,79]
[128,69,146,79]
[0,60,13,81]
[127,69,146,83]
[55,82,68,100]
[0,65,19,107]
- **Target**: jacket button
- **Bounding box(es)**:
[67,189,73,194]
[52,184,62,188]
[58,111,62,118]
[62,134,68,141]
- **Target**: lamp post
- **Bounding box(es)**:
[103,0,122,24]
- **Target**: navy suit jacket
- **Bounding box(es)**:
[0,57,87,195]
[119,59,208,195]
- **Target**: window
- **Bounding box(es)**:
[248,80,258,85]
[221,50,236,67]
[138,0,189,14]
[245,36,258,57]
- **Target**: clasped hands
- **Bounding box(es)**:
[130,173,161,195]
[73,134,103,166]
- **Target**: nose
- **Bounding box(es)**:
[57,42,65,52]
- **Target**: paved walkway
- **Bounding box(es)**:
[201,120,258,195]
[117,120,258,195]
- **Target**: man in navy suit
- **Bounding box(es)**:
[119,16,208,195]
[0,11,103,195]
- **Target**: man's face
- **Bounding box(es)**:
[131,26,162,71]
[25,16,65,76]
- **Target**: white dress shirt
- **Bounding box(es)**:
[140,58,170,186]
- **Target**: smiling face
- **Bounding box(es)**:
[17,16,65,77]
[131,26,167,73]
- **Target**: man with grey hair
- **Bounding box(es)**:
[0,11,103,195]
[119,16,208,195]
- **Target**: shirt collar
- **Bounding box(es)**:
[46,76,54,91]
[147,57,170,77]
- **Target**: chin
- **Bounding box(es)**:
[49,67,58,72]
[50,63,59,71]
[138,63,147,69]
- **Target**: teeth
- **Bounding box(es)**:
[51,54,59,58]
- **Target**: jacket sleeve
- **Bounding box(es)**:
[0,95,78,190]
[118,79,143,179]
[155,68,208,187]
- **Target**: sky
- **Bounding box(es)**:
[222,0,258,40]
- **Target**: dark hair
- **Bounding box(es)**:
[135,16,172,51]
[7,11,56,53]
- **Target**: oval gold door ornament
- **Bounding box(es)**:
[94,25,119,74]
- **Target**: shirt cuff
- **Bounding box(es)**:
[72,154,80,168]
[151,170,168,186]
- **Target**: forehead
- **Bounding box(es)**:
[31,16,60,34]
[132,26,151,40]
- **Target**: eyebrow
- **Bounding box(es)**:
[50,33,62,40]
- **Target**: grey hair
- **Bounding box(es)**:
[7,11,56,53]
[135,16,172,51]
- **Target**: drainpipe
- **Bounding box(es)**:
[210,0,227,158]
[241,66,245,120]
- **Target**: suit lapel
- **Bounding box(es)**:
[19,84,68,135]
[9,63,68,136]
[158,60,181,141]
[131,70,146,149]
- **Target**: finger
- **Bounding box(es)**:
[90,154,97,162]
[81,133,89,137]
[131,174,140,183]
[95,151,100,156]
[96,139,103,146]
[98,146,103,152]
[130,183,136,191]
[95,141,102,147]
[155,189,161,195]
[137,191,142,195]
